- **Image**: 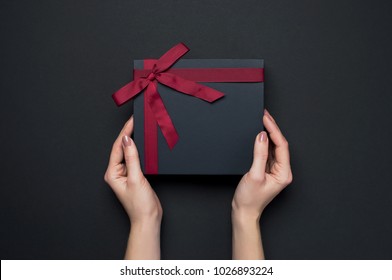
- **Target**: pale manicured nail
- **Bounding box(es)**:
[259,131,267,142]
[264,110,274,122]
[122,135,132,146]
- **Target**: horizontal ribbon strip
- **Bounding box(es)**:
[134,68,264,82]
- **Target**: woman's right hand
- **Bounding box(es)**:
[232,109,292,259]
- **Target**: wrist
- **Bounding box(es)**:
[129,219,161,247]
[231,205,262,230]
[231,207,261,227]
[231,199,263,222]
[129,206,163,226]
[131,216,161,231]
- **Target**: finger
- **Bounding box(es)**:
[108,116,134,169]
[248,131,269,182]
[263,110,290,168]
[122,135,144,183]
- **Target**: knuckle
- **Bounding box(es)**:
[103,171,110,183]
[281,138,289,148]
[288,172,293,183]
[124,152,138,163]
[253,151,268,161]
[127,173,145,186]
[112,142,119,151]
[104,169,117,183]
[159,207,163,218]
[259,153,269,161]
[282,171,293,186]
[247,171,265,185]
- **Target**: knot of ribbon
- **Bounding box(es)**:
[112,43,224,149]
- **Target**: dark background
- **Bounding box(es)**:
[1,0,391,259]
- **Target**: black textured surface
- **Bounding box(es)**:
[1,0,392,259]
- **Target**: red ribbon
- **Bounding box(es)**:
[113,43,264,174]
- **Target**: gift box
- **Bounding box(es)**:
[113,43,264,175]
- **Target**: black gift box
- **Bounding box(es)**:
[134,59,264,175]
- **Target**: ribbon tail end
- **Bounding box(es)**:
[167,134,179,150]
[112,93,123,107]
[216,92,225,100]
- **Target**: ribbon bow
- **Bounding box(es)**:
[112,43,224,149]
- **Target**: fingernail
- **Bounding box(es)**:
[259,131,267,142]
[264,109,272,117]
[264,109,273,122]
[122,135,132,146]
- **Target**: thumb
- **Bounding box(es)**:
[248,131,269,181]
[122,135,144,183]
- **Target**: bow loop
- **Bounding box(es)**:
[154,43,189,73]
